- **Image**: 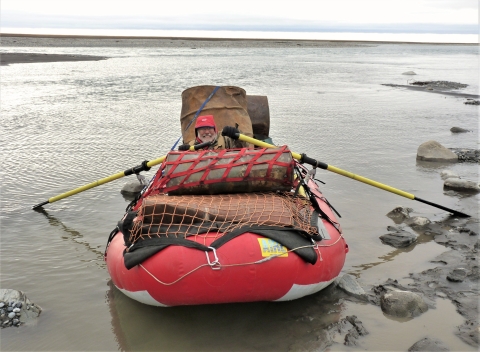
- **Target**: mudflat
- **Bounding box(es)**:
[1,52,108,66]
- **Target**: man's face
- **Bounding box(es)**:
[197,126,216,143]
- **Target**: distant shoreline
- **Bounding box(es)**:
[1,33,476,46]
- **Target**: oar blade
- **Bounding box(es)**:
[415,197,470,218]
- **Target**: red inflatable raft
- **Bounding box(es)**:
[105,146,348,306]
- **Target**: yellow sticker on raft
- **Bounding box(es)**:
[258,238,288,258]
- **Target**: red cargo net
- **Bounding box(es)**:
[129,192,319,244]
[144,146,295,197]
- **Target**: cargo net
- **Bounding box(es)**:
[129,192,319,244]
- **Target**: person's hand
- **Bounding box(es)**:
[222,126,240,138]
[178,144,191,151]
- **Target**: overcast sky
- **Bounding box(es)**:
[1,0,478,34]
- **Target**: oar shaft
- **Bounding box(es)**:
[49,171,126,203]
[326,165,415,200]
[32,141,213,209]
[232,133,469,217]
[33,156,167,209]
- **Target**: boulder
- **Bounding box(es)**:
[450,127,470,133]
[380,290,428,318]
[440,170,459,180]
[336,274,367,299]
[444,178,480,192]
[408,337,449,351]
[417,141,458,162]
[380,230,418,248]
[402,71,417,75]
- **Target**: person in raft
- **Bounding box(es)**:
[178,115,247,150]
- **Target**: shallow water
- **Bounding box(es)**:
[1,43,478,351]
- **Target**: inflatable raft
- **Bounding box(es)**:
[104,86,348,307]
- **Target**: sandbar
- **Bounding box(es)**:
[1,52,107,66]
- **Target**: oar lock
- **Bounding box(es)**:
[125,160,151,176]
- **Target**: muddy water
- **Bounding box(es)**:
[1,42,478,351]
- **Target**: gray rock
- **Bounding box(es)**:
[464,99,480,105]
[450,126,470,133]
[337,274,366,299]
[121,181,144,195]
[0,289,41,327]
[444,178,480,192]
[408,337,449,351]
[417,141,458,162]
[402,71,417,75]
[449,148,480,163]
[380,290,428,318]
[405,216,431,228]
[380,230,418,248]
[447,267,468,282]
[386,206,412,220]
[440,170,459,180]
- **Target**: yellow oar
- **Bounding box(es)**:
[222,129,470,218]
[32,142,211,209]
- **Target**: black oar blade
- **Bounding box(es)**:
[414,197,470,218]
[33,201,49,209]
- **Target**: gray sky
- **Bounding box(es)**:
[1,0,478,34]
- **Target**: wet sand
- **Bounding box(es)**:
[0,52,107,66]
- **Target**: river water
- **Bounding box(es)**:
[1,42,478,351]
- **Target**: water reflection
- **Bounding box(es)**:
[106,280,346,352]
[349,231,437,278]
[33,207,105,264]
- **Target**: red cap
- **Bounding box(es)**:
[195,115,217,136]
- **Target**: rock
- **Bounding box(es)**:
[464,99,480,105]
[447,268,468,282]
[405,216,431,228]
[337,274,367,299]
[345,315,368,336]
[450,126,470,133]
[440,170,459,180]
[326,315,369,347]
[408,337,449,351]
[417,141,458,162]
[386,206,412,221]
[380,290,428,318]
[380,230,418,248]
[411,81,467,89]
[444,178,480,192]
[449,148,480,163]
[121,181,144,195]
[0,289,41,328]
[402,71,417,75]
